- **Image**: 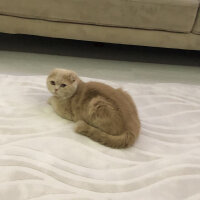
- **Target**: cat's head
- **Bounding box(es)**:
[47,68,80,98]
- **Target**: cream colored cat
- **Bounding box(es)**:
[47,68,140,148]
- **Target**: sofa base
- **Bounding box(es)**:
[0,14,200,50]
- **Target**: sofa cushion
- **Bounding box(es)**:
[0,0,199,33]
[193,9,200,34]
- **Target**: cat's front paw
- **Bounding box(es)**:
[48,96,57,105]
[48,97,52,105]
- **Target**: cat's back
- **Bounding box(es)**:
[85,81,119,99]
[84,81,140,129]
[85,81,135,109]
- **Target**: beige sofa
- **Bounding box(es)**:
[0,0,200,50]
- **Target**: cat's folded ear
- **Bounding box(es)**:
[68,72,79,83]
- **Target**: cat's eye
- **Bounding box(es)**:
[60,84,67,88]
[50,81,55,85]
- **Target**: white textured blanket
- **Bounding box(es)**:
[0,75,200,200]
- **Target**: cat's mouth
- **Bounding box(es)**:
[53,91,58,96]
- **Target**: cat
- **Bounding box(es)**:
[47,68,140,148]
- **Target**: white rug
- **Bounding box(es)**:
[0,75,200,200]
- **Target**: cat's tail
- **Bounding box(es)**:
[75,121,138,148]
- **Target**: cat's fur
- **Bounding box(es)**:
[47,68,140,148]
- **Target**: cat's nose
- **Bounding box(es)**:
[55,89,58,92]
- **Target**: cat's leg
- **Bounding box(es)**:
[74,96,136,148]
[75,120,135,148]
[48,96,73,120]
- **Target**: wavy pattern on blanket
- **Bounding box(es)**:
[0,75,200,200]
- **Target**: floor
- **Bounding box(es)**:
[0,33,200,84]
